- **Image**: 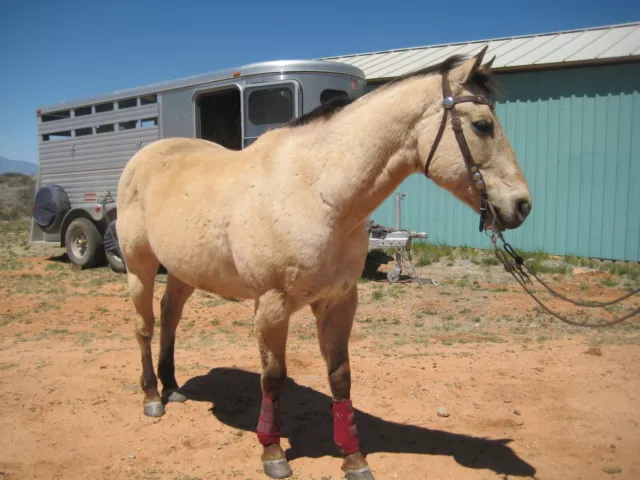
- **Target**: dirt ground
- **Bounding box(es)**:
[1,221,639,480]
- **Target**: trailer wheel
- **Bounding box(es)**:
[103,219,126,273]
[65,217,104,268]
[106,250,127,273]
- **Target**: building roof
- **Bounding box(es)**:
[321,22,640,81]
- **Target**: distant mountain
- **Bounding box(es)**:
[0,156,38,176]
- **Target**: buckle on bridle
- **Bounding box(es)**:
[442,96,455,109]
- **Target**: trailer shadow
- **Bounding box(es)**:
[179,367,536,478]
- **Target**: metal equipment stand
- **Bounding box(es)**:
[367,192,428,283]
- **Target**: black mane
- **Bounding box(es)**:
[381,52,497,94]
[287,95,355,127]
[286,53,496,129]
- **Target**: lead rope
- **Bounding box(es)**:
[485,228,640,327]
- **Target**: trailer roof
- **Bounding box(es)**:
[38,59,365,113]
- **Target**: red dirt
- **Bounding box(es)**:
[1,249,639,480]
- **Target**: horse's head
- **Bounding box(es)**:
[418,47,531,230]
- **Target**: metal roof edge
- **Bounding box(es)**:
[319,21,640,61]
[38,59,365,113]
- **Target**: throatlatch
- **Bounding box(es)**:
[333,399,360,455]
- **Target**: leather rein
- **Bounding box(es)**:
[423,70,639,328]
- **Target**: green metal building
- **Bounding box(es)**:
[324,22,640,261]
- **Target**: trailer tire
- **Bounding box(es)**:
[106,251,127,273]
[103,220,127,273]
[33,184,71,233]
[65,217,104,268]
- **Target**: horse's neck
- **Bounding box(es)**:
[312,76,441,231]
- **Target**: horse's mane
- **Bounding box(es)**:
[287,95,354,127]
[382,53,497,94]
[287,53,496,129]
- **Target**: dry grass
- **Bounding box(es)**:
[0,173,35,221]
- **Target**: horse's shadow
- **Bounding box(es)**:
[179,368,536,478]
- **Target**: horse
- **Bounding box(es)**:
[116,46,532,479]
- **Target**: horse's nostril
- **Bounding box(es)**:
[516,199,531,219]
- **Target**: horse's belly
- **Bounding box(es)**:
[151,234,257,298]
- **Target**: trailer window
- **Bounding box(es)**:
[42,131,72,141]
[41,110,71,122]
[75,127,93,137]
[248,88,293,125]
[118,98,137,109]
[140,94,157,105]
[119,120,138,130]
[95,102,114,113]
[96,124,115,134]
[320,89,348,104]
[141,117,158,128]
[75,106,92,116]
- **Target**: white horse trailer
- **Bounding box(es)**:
[30,60,367,272]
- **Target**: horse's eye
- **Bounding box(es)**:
[473,119,493,135]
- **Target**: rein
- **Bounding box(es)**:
[424,69,639,327]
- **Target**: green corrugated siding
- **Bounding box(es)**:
[369,62,640,261]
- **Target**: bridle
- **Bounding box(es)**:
[424,68,497,233]
[422,67,639,327]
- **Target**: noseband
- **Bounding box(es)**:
[424,70,496,232]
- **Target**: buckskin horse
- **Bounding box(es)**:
[116,46,532,479]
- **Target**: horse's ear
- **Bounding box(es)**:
[480,55,496,74]
[452,45,488,86]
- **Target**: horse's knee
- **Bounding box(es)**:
[328,361,351,400]
[261,370,287,397]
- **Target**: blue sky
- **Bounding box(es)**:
[1,0,638,164]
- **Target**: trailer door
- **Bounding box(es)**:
[242,81,300,148]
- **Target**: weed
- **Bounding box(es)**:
[201,298,228,308]
[1,311,26,327]
[76,332,95,346]
[482,257,500,266]
[232,319,252,328]
[371,290,384,301]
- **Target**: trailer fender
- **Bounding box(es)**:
[33,184,71,233]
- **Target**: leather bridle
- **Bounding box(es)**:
[422,68,639,327]
[424,69,496,232]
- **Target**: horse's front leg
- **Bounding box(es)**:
[312,285,374,480]
[255,290,293,479]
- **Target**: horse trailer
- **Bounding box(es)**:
[29,59,367,272]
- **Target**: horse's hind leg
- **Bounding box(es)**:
[157,273,194,403]
[312,286,374,480]
[126,251,163,417]
[254,290,293,479]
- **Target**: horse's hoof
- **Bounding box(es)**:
[263,459,293,479]
[164,390,187,403]
[143,401,165,417]
[345,467,375,480]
